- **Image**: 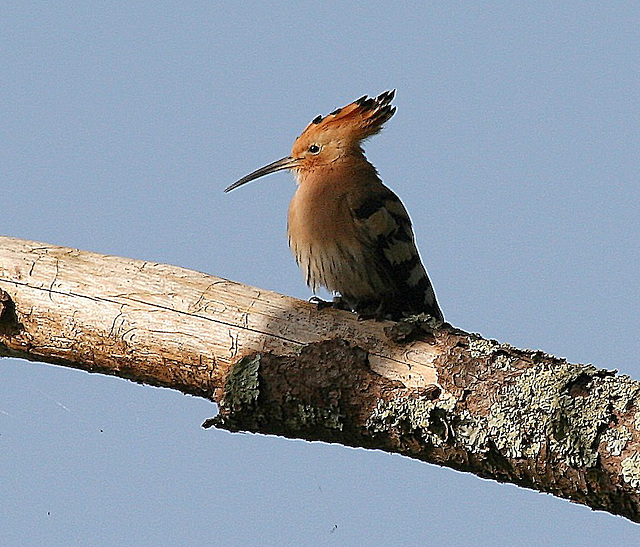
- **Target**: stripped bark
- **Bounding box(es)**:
[1,235,639,522]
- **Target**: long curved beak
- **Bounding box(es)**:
[224,156,300,193]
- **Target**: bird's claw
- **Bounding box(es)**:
[309,296,333,310]
[309,295,353,312]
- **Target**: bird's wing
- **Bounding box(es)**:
[348,185,443,319]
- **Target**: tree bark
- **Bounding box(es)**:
[1,235,639,522]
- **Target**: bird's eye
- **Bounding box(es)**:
[308,144,321,154]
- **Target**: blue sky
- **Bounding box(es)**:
[2,2,640,544]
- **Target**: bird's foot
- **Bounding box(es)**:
[309,295,352,312]
[354,300,395,321]
[309,296,333,310]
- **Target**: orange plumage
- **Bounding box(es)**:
[225,91,443,321]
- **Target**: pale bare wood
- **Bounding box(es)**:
[2,235,640,522]
[0,236,437,393]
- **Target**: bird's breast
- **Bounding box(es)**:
[287,175,380,298]
[288,178,353,246]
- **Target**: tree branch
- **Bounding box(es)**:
[1,235,639,522]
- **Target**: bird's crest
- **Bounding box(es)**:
[298,90,396,144]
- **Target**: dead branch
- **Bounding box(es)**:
[1,235,639,522]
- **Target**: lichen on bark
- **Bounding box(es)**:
[487,363,639,467]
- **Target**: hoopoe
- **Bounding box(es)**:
[225,90,444,322]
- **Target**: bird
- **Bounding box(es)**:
[224,90,444,322]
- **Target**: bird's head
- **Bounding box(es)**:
[224,90,396,192]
